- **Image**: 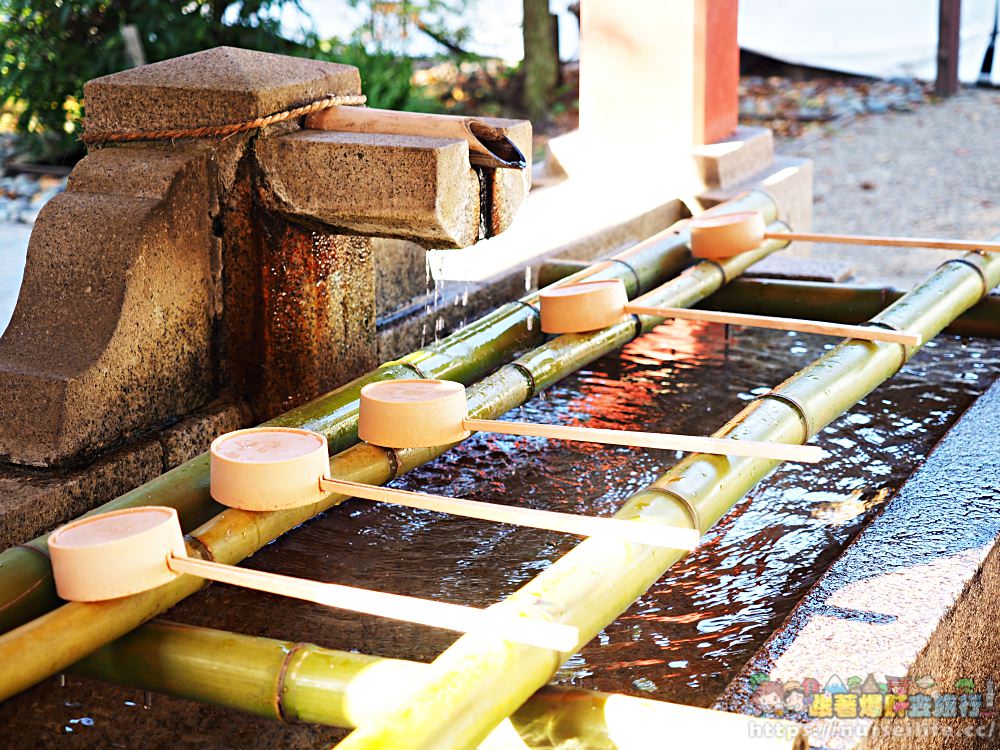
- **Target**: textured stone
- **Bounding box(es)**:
[84,47,360,135]
[374,237,430,317]
[255,130,482,248]
[160,396,252,469]
[692,126,775,189]
[476,116,533,237]
[0,439,163,548]
[0,147,215,466]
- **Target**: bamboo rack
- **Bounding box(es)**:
[0,190,783,636]
[333,251,1000,750]
[0,218,792,702]
[70,619,807,750]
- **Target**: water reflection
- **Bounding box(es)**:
[174,322,995,707]
[6,321,996,744]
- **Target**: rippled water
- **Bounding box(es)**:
[3,321,997,746]
[172,322,998,698]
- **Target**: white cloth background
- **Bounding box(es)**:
[739,0,999,83]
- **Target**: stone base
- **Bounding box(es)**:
[717,379,1000,750]
[0,395,250,548]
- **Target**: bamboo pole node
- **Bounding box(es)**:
[537,277,922,346]
[46,507,578,651]
[81,93,368,144]
[357,379,825,463]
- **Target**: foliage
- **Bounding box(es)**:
[346,0,474,59]
[312,40,440,113]
[0,0,479,164]
[0,0,306,163]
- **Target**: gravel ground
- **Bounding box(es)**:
[776,87,1000,287]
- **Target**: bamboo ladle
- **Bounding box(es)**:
[689,211,1000,259]
[305,107,526,170]
[357,380,824,463]
[538,278,921,346]
[47,506,578,651]
[210,428,700,551]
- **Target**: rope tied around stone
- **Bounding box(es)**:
[81,93,367,145]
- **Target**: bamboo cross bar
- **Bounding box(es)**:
[689,211,1000,259]
[358,380,825,463]
[166,557,577,651]
[305,106,527,170]
[47,507,578,652]
[539,277,921,345]
[319,477,701,550]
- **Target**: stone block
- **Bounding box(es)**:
[255,130,482,248]
[84,47,360,135]
[0,147,215,466]
[0,438,163,548]
[477,116,532,237]
[692,126,775,190]
[160,396,252,469]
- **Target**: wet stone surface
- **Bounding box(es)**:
[1,322,996,747]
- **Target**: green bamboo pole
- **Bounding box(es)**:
[0,189,780,635]
[0,216,789,702]
[70,619,806,750]
[703,277,1000,339]
[334,251,1000,750]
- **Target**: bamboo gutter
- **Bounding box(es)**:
[0,190,780,637]
[335,250,1000,750]
[70,619,806,750]
[0,215,789,702]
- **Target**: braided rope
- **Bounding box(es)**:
[81,93,367,144]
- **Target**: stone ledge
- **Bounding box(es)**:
[256,130,481,248]
[717,379,1000,750]
[84,47,360,135]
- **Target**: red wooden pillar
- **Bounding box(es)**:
[695,0,740,144]
[580,0,740,150]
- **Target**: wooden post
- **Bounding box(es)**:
[580,0,740,151]
[936,0,962,96]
